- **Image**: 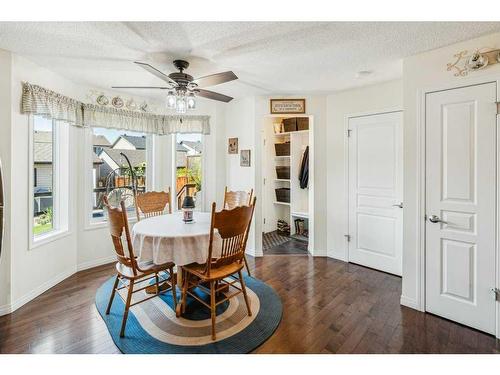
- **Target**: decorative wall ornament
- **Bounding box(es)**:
[240,150,251,167]
[447,47,500,77]
[228,138,238,154]
[270,99,306,114]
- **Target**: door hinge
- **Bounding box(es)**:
[264,138,266,146]
[347,129,352,137]
[344,234,351,242]
[497,102,500,115]
[263,178,266,185]
[491,288,500,301]
[264,218,266,225]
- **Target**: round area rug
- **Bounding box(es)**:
[95,274,282,354]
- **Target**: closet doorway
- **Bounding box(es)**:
[261,115,314,256]
[347,111,403,275]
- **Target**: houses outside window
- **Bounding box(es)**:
[90,129,150,223]
[31,116,69,244]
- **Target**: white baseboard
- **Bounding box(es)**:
[0,257,116,317]
[400,294,421,311]
[0,303,11,316]
[5,267,76,315]
[77,255,116,272]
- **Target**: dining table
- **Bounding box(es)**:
[131,211,222,316]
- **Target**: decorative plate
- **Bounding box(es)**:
[111,96,124,108]
[126,99,137,111]
[96,94,109,106]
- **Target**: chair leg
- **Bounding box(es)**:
[238,270,252,316]
[171,266,178,309]
[210,280,216,341]
[243,255,251,277]
[120,279,134,338]
[155,273,160,295]
[106,275,120,315]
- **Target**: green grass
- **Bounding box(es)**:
[33,222,53,236]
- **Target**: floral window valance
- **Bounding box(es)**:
[21,82,210,135]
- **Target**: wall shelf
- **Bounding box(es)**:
[291,211,308,219]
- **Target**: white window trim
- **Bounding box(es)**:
[84,128,155,230]
[28,116,71,250]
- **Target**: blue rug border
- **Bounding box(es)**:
[95,274,283,354]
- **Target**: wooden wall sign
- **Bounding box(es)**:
[270,99,306,114]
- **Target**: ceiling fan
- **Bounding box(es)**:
[112,60,238,113]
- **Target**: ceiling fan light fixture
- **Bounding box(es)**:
[166,91,176,109]
[176,95,187,114]
[187,93,196,110]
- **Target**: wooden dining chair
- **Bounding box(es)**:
[103,195,177,337]
[135,187,172,220]
[179,197,256,340]
[223,186,253,210]
[223,187,253,276]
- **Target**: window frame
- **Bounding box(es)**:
[28,115,70,249]
[84,127,155,230]
[172,134,206,212]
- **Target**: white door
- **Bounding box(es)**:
[348,111,403,275]
[425,83,497,334]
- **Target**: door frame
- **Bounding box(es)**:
[344,109,403,265]
[415,75,500,338]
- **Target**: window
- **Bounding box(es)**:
[175,134,203,211]
[90,128,150,223]
[31,116,69,242]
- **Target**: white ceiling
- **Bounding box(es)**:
[1,22,500,99]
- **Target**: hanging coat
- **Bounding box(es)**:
[299,146,309,189]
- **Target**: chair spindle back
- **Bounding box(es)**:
[223,187,253,210]
[135,188,172,220]
[103,195,138,276]
[205,197,256,276]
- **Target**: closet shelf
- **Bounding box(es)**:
[275,155,290,159]
[291,211,309,219]
[275,179,290,182]
[273,201,291,206]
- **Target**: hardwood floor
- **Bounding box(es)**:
[263,230,309,255]
[0,256,499,354]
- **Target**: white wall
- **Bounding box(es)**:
[224,97,257,253]
[401,32,500,310]
[326,80,403,260]
[0,49,12,313]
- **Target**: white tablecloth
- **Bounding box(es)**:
[132,212,221,266]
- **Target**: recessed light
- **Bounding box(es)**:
[356,70,373,78]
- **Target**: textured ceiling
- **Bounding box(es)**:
[1,22,500,99]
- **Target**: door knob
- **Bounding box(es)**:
[392,202,403,208]
[428,215,447,224]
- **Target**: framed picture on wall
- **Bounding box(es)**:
[228,137,238,154]
[240,150,251,167]
[270,98,306,114]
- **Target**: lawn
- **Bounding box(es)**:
[33,222,53,235]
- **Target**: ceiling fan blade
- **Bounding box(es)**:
[197,89,233,103]
[111,86,170,89]
[134,61,178,86]
[193,71,238,88]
